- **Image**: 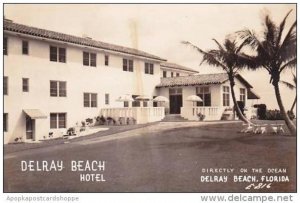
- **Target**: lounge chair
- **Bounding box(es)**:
[241,123,254,133]
[270,124,285,134]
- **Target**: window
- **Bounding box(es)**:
[83,52,97,67]
[123,58,134,72]
[50,113,66,129]
[240,88,246,104]
[169,88,182,95]
[105,55,109,66]
[84,93,90,107]
[50,46,57,62]
[176,73,180,77]
[90,53,96,67]
[223,86,230,106]
[22,78,29,92]
[4,37,7,55]
[91,93,97,107]
[196,86,211,106]
[132,95,140,107]
[105,93,109,105]
[124,101,129,107]
[59,48,66,63]
[59,81,67,97]
[163,71,167,78]
[4,76,8,95]
[83,52,89,66]
[171,72,174,77]
[50,81,67,97]
[145,63,154,75]
[50,46,66,63]
[22,40,29,55]
[4,113,8,132]
[83,93,97,107]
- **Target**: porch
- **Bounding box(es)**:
[100,107,165,124]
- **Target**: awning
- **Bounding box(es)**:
[23,109,47,119]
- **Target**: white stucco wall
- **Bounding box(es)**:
[4,33,161,143]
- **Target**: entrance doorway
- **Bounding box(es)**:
[26,116,35,140]
[169,88,182,114]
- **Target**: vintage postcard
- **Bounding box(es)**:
[3,3,297,196]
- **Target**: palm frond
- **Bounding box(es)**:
[181,41,228,71]
[292,72,297,85]
[264,15,278,50]
[201,49,228,71]
[235,53,260,70]
[280,80,296,90]
[278,21,296,62]
[237,29,270,59]
[181,41,206,55]
[212,39,225,51]
[276,10,293,48]
[279,58,296,73]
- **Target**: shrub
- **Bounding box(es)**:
[254,104,267,120]
[197,112,205,121]
[265,109,283,120]
[287,110,295,120]
[86,118,93,124]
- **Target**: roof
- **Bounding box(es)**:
[247,89,260,100]
[4,20,166,61]
[160,62,198,73]
[156,73,253,88]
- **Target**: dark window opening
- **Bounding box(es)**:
[22,40,29,55]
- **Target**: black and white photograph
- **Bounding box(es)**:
[2,2,297,200]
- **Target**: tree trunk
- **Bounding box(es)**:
[290,95,296,113]
[229,77,251,124]
[273,82,296,136]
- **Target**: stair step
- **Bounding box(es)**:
[161,114,189,122]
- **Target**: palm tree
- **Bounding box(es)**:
[280,73,296,113]
[238,10,296,135]
[182,38,255,124]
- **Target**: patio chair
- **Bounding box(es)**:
[260,124,268,134]
[241,123,254,133]
[270,124,285,134]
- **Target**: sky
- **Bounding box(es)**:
[4,4,296,110]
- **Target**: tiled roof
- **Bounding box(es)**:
[160,62,198,73]
[157,73,228,87]
[156,73,253,88]
[4,20,166,61]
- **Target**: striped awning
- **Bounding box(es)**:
[23,109,47,119]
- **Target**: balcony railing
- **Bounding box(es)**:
[100,107,165,124]
[181,106,225,121]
